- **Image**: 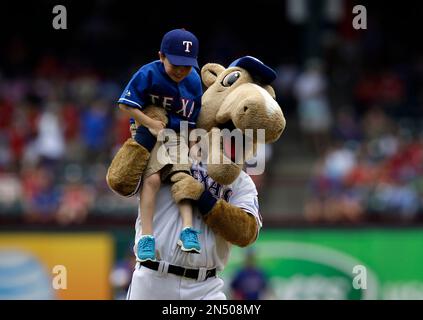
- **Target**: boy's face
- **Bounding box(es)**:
[159,52,192,83]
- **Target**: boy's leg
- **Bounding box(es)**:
[137,172,161,261]
[159,133,201,253]
[140,172,161,235]
[177,200,201,253]
[178,199,193,229]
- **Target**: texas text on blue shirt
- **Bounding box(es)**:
[118,60,202,131]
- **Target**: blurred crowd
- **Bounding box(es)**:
[0,57,139,224]
[1,1,422,225]
[1,51,423,225]
[274,30,423,223]
[304,113,423,223]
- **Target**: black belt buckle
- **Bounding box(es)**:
[206,269,214,279]
[182,268,188,279]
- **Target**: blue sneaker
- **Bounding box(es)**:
[178,227,201,254]
[137,236,156,261]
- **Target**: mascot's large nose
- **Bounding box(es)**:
[233,96,285,143]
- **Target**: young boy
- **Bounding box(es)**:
[117,29,202,261]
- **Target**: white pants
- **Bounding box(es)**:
[127,263,226,300]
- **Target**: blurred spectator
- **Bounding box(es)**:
[56,181,94,225]
[304,149,363,223]
[22,165,61,223]
[323,141,356,182]
[113,108,132,149]
[361,106,395,141]
[0,172,22,211]
[332,107,362,142]
[80,99,112,162]
[33,102,65,167]
[293,58,333,154]
[61,102,84,162]
[273,62,299,116]
[110,247,136,300]
[230,248,270,300]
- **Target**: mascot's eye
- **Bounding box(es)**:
[222,71,241,87]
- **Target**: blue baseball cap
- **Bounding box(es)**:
[229,56,277,84]
[160,29,199,68]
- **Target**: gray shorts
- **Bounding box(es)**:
[143,133,191,181]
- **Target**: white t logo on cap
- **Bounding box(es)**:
[183,41,193,52]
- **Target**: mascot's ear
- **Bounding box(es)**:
[201,63,225,88]
[263,85,276,99]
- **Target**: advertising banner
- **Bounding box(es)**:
[223,228,423,299]
[0,233,113,299]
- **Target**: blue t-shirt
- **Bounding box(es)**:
[230,267,268,300]
[118,60,202,131]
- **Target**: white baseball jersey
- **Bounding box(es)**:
[134,162,262,271]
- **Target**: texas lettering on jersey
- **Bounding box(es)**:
[148,94,195,119]
[191,166,233,202]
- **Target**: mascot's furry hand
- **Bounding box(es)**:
[170,172,204,203]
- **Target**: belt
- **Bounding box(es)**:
[139,260,217,280]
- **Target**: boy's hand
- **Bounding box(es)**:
[129,118,137,138]
[148,119,166,137]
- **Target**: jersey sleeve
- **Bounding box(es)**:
[117,68,150,109]
[186,71,203,128]
[228,174,262,229]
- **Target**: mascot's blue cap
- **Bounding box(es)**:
[229,56,277,84]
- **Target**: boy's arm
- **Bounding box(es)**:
[119,104,165,134]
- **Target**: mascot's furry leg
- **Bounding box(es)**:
[171,173,257,247]
[106,106,167,197]
[106,138,152,197]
